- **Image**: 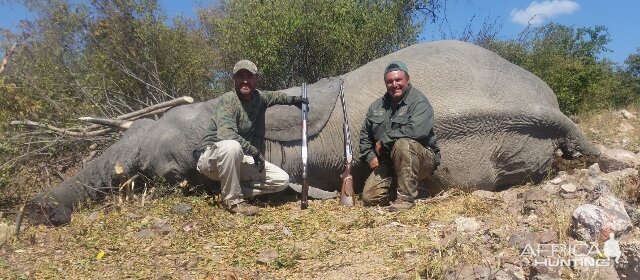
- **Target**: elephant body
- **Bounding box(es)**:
[29,40,597,226]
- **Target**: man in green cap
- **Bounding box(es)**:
[196,59,308,216]
[358,60,440,211]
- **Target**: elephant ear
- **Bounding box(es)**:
[265,77,343,141]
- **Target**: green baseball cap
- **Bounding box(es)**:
[384,61,409,76]
[233,59,258,75]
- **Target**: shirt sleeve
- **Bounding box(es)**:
[378,100,434,150]
[358,109,377,163]
[263,91,296,107]
[214,98,260,156]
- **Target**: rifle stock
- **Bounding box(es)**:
[339,162,354,206]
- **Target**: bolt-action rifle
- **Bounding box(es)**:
[338,83,354,206]
[300,83,309,209]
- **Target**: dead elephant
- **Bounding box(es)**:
[28,40,598,226]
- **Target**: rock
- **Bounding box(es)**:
[455,217,481,232]
[571,204,632,242]
[625,204,640,226]
[525,189,548,201]
[620,109,636,120]
[581,179,597,193]
[524,189,549,213]
[508,231,536,250]
[594,193,628,215]
[536,231,557,244]
[572,256,620,280]
[473,190,496,200]
[258,223,277,231]
[495,263,525,280]
[529,262,563,280]
[541,184,560,195]
[560,183,577,193]
[446,265,491,280]
[596,145,640,172]
[617,240,640,279]
[171,203,192,214]
[550,177,564,185]
[588,163,601,177]
[618,122,634,133]
[154,219,174,235]
[256,250,278,264]
[134,229,156,238]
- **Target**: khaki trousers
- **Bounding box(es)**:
[196,140,289,206]
[362,138,437,206]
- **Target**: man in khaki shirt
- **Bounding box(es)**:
[197,60,307,216]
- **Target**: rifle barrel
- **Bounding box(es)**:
[301,83,309,209]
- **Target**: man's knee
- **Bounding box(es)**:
[362,192,389,206]
[391,138,416,154]
[269,168,289,192]
[215,140,243,158]
[362,182,390,206]
[274,173,289,192]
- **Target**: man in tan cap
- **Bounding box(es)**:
[196,60,307,215]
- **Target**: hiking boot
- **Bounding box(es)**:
[225,202,259,216]
[388,200,414,212]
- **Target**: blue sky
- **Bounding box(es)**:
[2,0,638,64]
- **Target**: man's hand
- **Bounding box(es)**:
[374,140,383,156]
[294,96,309,111]
[253,154,265,173]
[368,157,379,170]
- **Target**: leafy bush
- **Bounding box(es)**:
[482,23,640,115]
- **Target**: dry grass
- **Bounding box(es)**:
[0,189,513,279]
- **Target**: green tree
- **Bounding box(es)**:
[482,23,634,114]
[626,47,640,78]
[200,0,436,90]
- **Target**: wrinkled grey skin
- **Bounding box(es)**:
[28,40,598,226]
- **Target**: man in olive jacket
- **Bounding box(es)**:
[358,61,441,211]
[197,60,307,216]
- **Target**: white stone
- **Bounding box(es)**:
[455,216,481,232]
[561,183,577,193]
[550,177,563,185]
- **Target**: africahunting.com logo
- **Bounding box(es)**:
[520,233,621,267]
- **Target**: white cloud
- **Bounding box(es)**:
[510,0,579,26]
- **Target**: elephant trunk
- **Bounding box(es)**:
[28,119,153,226]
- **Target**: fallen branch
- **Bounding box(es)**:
[10,120,113,136]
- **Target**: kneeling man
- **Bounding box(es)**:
[358,61,441,211]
